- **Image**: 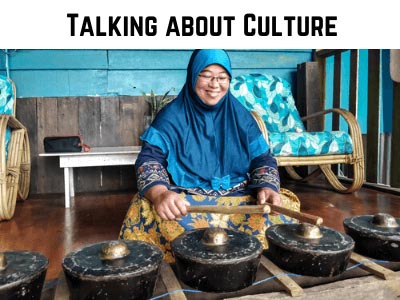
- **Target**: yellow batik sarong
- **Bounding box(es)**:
[119,188,300,263]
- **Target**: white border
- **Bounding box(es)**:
[2,0,399,49]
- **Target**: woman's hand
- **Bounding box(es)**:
[145,185,190,221]
[256,187,282,215]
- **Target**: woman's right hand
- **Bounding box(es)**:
[145,185,190,221]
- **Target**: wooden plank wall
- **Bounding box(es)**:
[16,96,149,194]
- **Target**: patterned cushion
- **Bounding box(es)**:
[231,74,305,134]
[0,75,14,160]
[269,131,353,156]
[230,73,354,156]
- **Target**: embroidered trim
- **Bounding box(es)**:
[251,166,280,191]
[137,161,170,193]
[172,180,248,196]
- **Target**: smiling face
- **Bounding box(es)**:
[195,64,230,106]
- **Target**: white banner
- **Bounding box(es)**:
[1,0,398,49]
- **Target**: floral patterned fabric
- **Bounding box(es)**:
[230,74,354,156]
[119,188,300,263]
[0,75,14,160]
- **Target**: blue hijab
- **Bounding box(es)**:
[141,49,269,190]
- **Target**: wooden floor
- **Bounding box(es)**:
[1,180,400,283]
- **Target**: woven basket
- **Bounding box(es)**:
[0,115,29,221]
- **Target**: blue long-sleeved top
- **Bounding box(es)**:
[135,142,280,197]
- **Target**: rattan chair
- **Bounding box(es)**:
[232,74,364,193]
[0,76,31,221]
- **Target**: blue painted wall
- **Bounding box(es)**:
[0,49,313,98]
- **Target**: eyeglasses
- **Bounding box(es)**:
[198,74,230,84]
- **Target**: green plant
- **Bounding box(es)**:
[143,88,175,120]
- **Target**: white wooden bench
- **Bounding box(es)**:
[39,146,141,208]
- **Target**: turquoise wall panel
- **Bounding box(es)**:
[108,70,186,96]
[381,49,393,133]
[69,70,109,95]
[325,55,334,131]
[0,49,313,98]
[108,50,192,70]
[9,70,108,97]
[357,50,369,134]
[325,50,367,133]
[107,50,313,70]
[340,51,350,132]
[2,50,108,69]
[107,68,299,96]
[324,49,392,134]
[10,71,71,96]
[228,50,313,69]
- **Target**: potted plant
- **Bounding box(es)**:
[143,88,175,129]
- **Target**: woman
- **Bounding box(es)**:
[119,49,299,262]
